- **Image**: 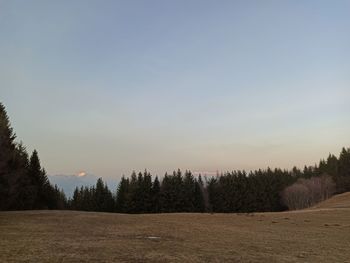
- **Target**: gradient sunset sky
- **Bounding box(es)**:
[1,0,349,179]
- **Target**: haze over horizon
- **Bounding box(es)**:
[1,0,349,180]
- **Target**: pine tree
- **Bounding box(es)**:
[142,170,153,213]
[103,184,115,212]
[183,171,196,211]
[159,173,171,212]
[95,178,104,211]
[160,170,185,212]
[28,150,51,209]
[0,103,16,210]
[326,154,339,178]
[71,187,80,210]
[0,103,64,211]
[206,177,220,212]
[151,176,160,213]
[0,103,35,210]
[193,179,205,212]
[9,142,33,210]
[52,184,67,209]
[338,148,350,192]
[115,176,129,213]
[127,171,138,213]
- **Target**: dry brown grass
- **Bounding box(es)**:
[312,192,350,209]
[1,194,350,262]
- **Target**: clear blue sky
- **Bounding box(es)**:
[1,0,349,179]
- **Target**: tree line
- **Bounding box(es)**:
[1,102,350,212]
[69,150,350,213]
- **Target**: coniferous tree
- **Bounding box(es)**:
[52,184,67,209]
[0,103,21,210]
[151,176,160,213]
[338,148,350,192]
[71,187,80,210]
[206,176,222,212]
[127,171,139,213]
[135,172,145,212]
[183,171,196,211]
[193,179,205,212]
[115,176,129,213]
[94,178,114,212]
[9,142,33,210]
[173,169,185,211]
[326,154,339,178]
[95,178,105,211]
[160,170,185,212]
[141,170,153,213]
[103,184,115,212]
[28,150,51,209]
[159,173,171,212]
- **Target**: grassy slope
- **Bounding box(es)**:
[312,192,350,209]
[1,194,350,262]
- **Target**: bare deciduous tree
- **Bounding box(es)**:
[282,174,336,210]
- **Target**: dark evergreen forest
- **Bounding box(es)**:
[1,102,350,213]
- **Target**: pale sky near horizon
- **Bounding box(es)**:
[1,0,349,179]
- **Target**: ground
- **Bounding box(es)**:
[1,193,350,262]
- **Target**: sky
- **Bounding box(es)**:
[1,0,349,180]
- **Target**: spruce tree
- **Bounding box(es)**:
[183,171,196,211]
[0,103,16,210]
[115,176,129,213]
[95,178,106,212]
[28,150,51,209]
[71,187,80,210]
[0,103,34,210]
[338,148,350,192]
[142,170,153,213]
[193,179,205,212]
[151,176,160,213]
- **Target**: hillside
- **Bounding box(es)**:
[311,192,350,209]
[1,194,350,262]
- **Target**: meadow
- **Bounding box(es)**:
[1,193,350,262]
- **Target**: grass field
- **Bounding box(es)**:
[1,193,350,262]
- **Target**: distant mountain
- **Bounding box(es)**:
[48,174,118,198]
